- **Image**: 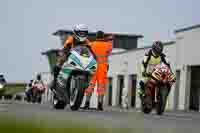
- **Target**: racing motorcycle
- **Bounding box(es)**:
[0,82,5,92]
[52,45,97,111]
[141,63,176,115]
[29,83,46,104]
[0,75,6,95]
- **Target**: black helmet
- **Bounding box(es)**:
[96,30,104,39]
[36,74,41,80]
[152,41,163,56]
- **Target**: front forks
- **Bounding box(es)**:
[155,87,158,103]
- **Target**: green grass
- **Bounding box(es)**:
[0,113,186,133]
[0,114,128,133]
[4,86,25,95]
[0,84,26,95]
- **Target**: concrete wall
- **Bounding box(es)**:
[175,27,200,111]
[176,28,200,66]
[40,72,53,104]
[109,44,176,76]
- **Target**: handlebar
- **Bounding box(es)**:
[143,72,152,78]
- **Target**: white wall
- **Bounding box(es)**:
[176,28,200,66]
[175,27,200,111]
[109,44,176,77]
[40,72,53,104]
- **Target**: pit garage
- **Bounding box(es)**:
[189,66,200,111]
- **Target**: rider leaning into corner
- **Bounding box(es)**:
[137,41,174,98]
[50,24,92,90]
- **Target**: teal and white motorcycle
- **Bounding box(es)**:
[52,45,97,111]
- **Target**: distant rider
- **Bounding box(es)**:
[32,74,44,87]
[138,41,172,98]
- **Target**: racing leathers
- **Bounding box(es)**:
[138,49,171,97]
[51,35,91,90]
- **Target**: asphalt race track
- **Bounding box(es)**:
[1,102,200,133]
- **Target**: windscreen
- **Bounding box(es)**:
[71,46,92,58]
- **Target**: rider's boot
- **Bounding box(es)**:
[50,65,61,91]
[82,94,91,110]
[97,102,103,111]
[97,95,104,111]
[137,81,145,98]
[82,101,90,110]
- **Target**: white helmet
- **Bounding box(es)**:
[73,24,88,42]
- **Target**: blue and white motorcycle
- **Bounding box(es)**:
[52,45,97,111]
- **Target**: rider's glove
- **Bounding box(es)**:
[142,71,151,77]
[142,72,146,77]
[52,65,61,76]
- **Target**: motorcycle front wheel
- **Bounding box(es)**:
[36,94,42,104]
[52,82,68,110]
[156,86,170,115]
[142,95,153,114]
[52,95,67,109]
[69,75,87,111]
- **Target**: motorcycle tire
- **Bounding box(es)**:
[156,87,169,115]
[52,80,69,110]
[26,94,31,103]
[142,95,153,114]
[70,75,87,111]
[52,95,67,110]
[37,96,42,104]
[32,99,36,103]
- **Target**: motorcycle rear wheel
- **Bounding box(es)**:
[156,87,169,115]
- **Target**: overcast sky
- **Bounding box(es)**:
[0,0,199,82]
